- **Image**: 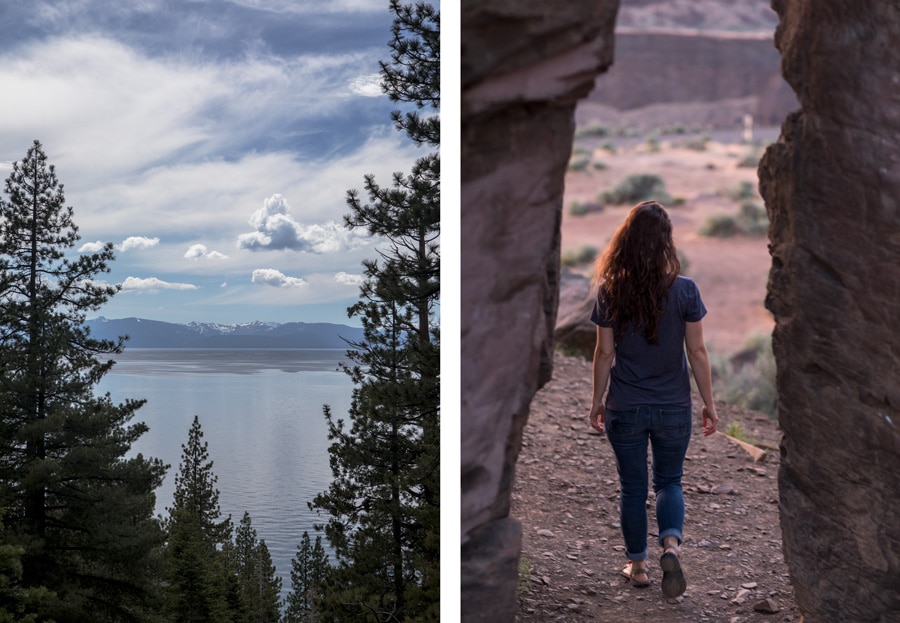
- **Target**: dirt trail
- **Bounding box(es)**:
[512,354,801,622]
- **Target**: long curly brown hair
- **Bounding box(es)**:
[592,201,681,344]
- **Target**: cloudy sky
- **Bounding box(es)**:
[0,0,432,326]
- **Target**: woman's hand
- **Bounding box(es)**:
[589,402,606,433]
[702,404,719,436]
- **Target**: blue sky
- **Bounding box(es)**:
[0,0,431,326]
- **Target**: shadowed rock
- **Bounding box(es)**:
[461,2,620,621]
[760,0,900,620]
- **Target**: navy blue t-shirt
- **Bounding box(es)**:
[590,276,707,409]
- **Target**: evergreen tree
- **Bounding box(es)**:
[164,415,234,623]
[234,511,282,623]
[0,511,54,622]
[284,531,329,623]
[0,140,168,621]
[311,2,440,620]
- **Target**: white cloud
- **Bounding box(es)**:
[251,268,307,288]
[334,271,365,286]
[0,36,401,191]
[120,236,160,251]
[78,241,106,253]
[226,0,388,12]
[0,28,424,324]
[349,73,382,97]
[121,276,197,291]
[185,243,229,260]
[237,193,370,253]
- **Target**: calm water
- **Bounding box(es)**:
[97,348,354,597]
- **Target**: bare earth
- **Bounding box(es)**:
[512,355,800,622]
[560,133,777,355]
[511,134,803,621]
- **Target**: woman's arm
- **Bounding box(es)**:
[685,320,719,436]
[589,325,615,433]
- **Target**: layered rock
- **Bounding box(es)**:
[584,29,795,126]
[759,1,900,620]
[461,2,620,620]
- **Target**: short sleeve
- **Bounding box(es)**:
[590,288,613,327]
[680,277,707,322]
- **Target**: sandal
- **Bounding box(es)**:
[659,548,686,598]
[621,561,650,588]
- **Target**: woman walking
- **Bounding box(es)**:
[588,200,719,598]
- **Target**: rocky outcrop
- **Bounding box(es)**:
[759,1,900,621]
[554,270,597,359]
[461,2,620,620]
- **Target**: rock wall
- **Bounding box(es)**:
[460,2,620,620]
[759,1,900,621]
[584,30,796,126]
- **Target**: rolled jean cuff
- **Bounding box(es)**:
[658,529,682,548]
[626,547,648,562]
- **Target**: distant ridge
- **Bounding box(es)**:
[85,317,363,349]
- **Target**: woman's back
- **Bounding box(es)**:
[593,275,706,409]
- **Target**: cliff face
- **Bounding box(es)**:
[460,2,620,621]
[583,30,796,126]
[759,0,900,620]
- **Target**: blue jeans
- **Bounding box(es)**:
[605,405,692,561]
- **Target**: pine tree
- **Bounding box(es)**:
[0,140,168,621]
[234,511,282,623]
[310,2,440,620]
[164,415,234,623]
[284,531,329,623]
[0,510,54,622]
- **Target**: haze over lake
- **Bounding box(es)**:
[97,348,354,597]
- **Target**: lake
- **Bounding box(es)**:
[97,348,354,599]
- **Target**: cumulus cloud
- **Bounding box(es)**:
[121,276,197,291]
[251,268,307,288]
[78,241,106,253]
[334,271,365,286]
[184,243,229,260]
[120,236,160,251]
[237,193,370,253]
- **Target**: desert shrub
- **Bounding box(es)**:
[592,160,607,170]
[683,135,710,151]
[723,421,754,444]
[712,332,777,418]
[737,201,769,236]
[568,153,591,172]
[569,201,603,216]
[575,122,612,139]
[737,149,762,168]
[600,142,617,154]
[677,249,690,275]
[517,556,533,596]
[699,214,741,238]
[600,173,671,206]
[569,201,588,216]
[561,244,599,267]
[700,202,769,238]
[722,180,757,201]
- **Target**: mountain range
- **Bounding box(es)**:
[85,317,363,349]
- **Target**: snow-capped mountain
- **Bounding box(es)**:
[85,317,363,349]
